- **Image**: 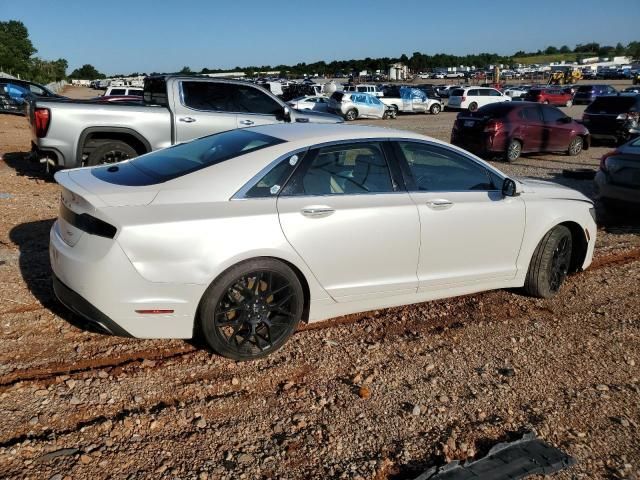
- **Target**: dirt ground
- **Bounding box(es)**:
[0,85,638,480]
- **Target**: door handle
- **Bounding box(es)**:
[179,117,196,123]
[239,119,255,126]
[301,206,335,217]
[426,199,453,210]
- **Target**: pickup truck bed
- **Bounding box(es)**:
[31,75,342,169]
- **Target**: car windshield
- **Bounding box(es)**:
[585,97,637,114]
[127,129,286,181]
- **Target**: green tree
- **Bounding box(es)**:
[0,20,36,77]
[614,42,625,56]
[544,46,559,54]
[627,41,640,59]
[69,64,105,79]
[559,45,570,54]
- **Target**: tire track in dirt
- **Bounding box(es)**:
[0,345,198,388]
[3,244,638,390]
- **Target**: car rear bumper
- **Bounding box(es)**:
[594,170,640,204]
[50,220,202,339]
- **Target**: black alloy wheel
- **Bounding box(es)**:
[200,259,303,360]
[549,235,571,293]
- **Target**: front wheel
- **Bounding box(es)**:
[430,103,441,115]
[345,109,358,121]
[523,225,573,298]
[567,136,583,156]
[199,259,304,361]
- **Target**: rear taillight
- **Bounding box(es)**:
[599,150,618,172]
[34,108,50,138]
[461,96,466,102]
[484,120,504,133]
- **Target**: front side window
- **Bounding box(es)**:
[489,89,502,96]
[397,142,496,192]
[541,106,566,123]
[519,106,543,122]
[29,84,45,95]
[233,85,282,115]
[283,143,394,196]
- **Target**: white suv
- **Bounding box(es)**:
[447,86,510,111]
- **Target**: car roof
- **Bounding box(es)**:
[248,123,430,147]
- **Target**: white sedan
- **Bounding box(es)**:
[286,95,330,112]
[51,124,596,360]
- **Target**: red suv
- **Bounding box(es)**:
[451,102,590,161]
[524,87,574,107]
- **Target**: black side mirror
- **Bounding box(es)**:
[557,116,572,124]
[277,106,291,122]
[502,178,519,197]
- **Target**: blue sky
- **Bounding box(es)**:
[3,0,639,75]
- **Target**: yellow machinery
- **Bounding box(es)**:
[549,68,583,85]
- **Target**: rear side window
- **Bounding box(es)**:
[519,106,543,122]
[99,129,287,183]
[283,143,394,196]
[128,89,143,96]
[243,152,305,198]
[143,77,168,105]
[182,81,236,111]
[109,88,126,96]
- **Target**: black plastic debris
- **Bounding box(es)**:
[414,432,575,480]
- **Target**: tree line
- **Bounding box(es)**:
[1,19,639,84]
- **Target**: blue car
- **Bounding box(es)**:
[573,84,617,105]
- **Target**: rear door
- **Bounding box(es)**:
[277,141,420,301]
[541,105,571,150]
[172,80,238,142]
[518,105,544,151]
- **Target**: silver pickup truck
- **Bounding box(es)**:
[30,75,343,168]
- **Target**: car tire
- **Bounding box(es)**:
[505,139,522,162]
[567,136,584,156]
[468,102,478,112]
[345,109,358,121]
[86,140,138,166]
[430,103,441,115]
[543,100,549,104]
[199,258,304,361]
[523,225,573,299]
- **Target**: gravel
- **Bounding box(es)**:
[0,85,638,479]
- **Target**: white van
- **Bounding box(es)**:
[343,84,384,97]
[447,86,510,111]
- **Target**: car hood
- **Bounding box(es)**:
[516,177,592,203]
[293,109,344,124]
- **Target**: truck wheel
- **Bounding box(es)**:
[345,109,358,121]
[430,103,441,115]
[87,140,138,166]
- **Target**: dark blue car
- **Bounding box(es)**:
[573,84,617,105]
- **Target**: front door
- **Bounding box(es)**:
[277,141,420,301]
[393,141,525,290]
[232,84,286,129]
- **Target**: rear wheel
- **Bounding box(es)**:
[505,139,522,162]
[430,103,441,115]
[468,102,478,112]
[86,140,137,166]
[543,100,550,104]
[345,109,358,121]
[524,225,572,298]
[199,258,304,361]
[567,136,583,156]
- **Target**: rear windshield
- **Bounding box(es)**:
[331,92,344,101]
[585,96,638,114]
[472,102,516,118]
[577,86,594,93]
[451,89,464,97]
[93,130,286,184]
